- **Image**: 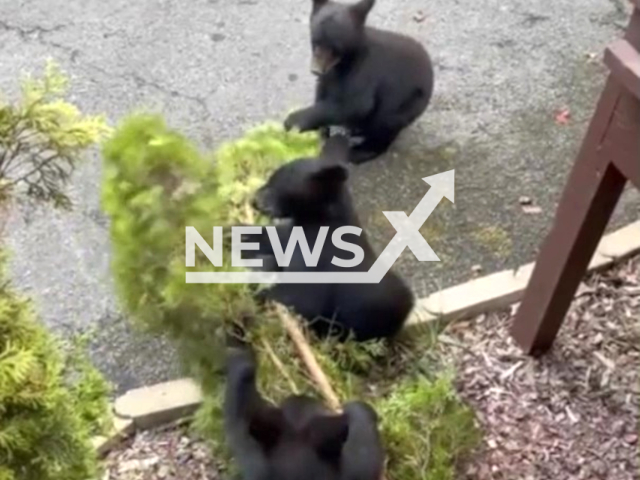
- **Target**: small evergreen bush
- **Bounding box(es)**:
[0,250,113,480]
[101,114,321,388]
[0,61,113,480]
[0,59,111,209]
[102,112,480,479]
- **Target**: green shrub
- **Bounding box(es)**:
[101,112,480,479]
[375,373,480,480]
[0,251,113,480]
[0,58,111,208]
[101,114,320,389]
[0,61,113,480]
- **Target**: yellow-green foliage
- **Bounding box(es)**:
[101,114,320,390]
[375,373,480,479]
[215,121,322,224]
[101,113,479,480]
[0,251,113,480]
[0,59,111,208]
[0,61,113,480]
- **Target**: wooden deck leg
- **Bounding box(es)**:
[510,79,629,356]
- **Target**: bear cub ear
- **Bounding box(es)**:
[304,413,350,461]
[311,0,329,14]
[349,0,375,24]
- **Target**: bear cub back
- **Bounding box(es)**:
[248,134,415,342]
[223,344,385,480]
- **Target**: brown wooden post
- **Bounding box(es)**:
[510,6,640,355]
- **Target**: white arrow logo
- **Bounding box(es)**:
[186,169,454,284]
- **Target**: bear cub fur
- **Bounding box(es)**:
[243,134,415,342]
[223,343,385,480]
[284,0,434,165]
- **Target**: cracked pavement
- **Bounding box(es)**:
[1,0,639,394]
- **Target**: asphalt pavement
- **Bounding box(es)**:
[1,0,638,393]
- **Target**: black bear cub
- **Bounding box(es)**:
[224,344,385,480]
[284,0,434,164]
[245,134,415,342]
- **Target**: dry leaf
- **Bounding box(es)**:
[555,108,571,125]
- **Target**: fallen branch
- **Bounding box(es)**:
[241,203,340,410]
[274,304,342,412]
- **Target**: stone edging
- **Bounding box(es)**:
[93,219,640,457]
[407,220,640,325]
[93,379,203,456]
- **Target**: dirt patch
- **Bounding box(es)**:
[440,255,640,480]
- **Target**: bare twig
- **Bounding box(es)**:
[0,141,22,177]
[260,337,299,395]
[275,304,342,412]
[5,153,62,188]
[240,201,339,408]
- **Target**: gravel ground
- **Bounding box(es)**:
[103,421,222,480]
[440,254,640,480]
[102,254,640,480]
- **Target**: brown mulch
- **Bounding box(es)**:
[438,255,640,480]
[103,255,640,480]
[102,421,221,480]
